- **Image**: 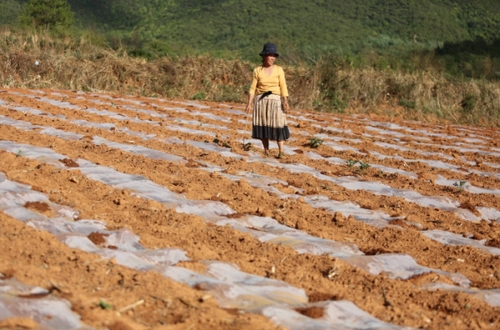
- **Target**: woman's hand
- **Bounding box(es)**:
[282,98,290,113]
[245,94,255,114]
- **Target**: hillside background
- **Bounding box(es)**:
[2,0,500,62]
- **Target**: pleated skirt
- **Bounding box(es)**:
[252,94,290,141]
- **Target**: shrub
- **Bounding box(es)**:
[20,0,74,30]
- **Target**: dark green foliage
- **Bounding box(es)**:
[3,0,500,66]
[0,0,23,26]
[20,0,74,29]
[309,137,323,148]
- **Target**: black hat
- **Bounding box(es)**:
[259,43,279,57]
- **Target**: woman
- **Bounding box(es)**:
[245,43,290,158]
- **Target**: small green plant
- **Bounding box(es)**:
[453,180,467,192]
[99,300,112,310]
[346,159,357,167]
[359,162,370,172]
[16,150,22,157]
[309,137,323,148]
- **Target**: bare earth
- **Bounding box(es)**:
[0,87,500,330]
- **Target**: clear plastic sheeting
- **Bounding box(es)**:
[423,283,500,307]
[0,141,473,287]
[165,123,217,136]
[344,254,470,287]
[262,300,413,330]
[0,173,409,330]
[74,158,235,218]
[71,119,116,130]
[0,115,83,141]
[0,172,189,270]
[3,104,66,119]
[1,99,497,226]
[221,168,398,229]
[92,136,185,162]
[0,141,235,219]
[477,207,500,222]
[212,215,363,258]
[247,156,482,222]
[423,230,500,255]
[161,261,308,310]
[0,277,90,330]
[305,195,399,228]
[435,176,500,196]
[186,140,244,159]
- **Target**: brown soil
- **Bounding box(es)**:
[0,87,500,329]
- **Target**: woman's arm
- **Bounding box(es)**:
[245,93,255,113]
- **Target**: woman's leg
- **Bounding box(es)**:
[261,138,270,154]
[277,140,284,153]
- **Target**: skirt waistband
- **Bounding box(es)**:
[257,93,281,101]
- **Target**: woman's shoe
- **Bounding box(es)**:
[277,152,286,159]
[264,150,270,157]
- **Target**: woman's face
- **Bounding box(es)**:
[263,54,277,66]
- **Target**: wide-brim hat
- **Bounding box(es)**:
[259,43,279,57]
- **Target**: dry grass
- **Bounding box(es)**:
[1,28,499,127]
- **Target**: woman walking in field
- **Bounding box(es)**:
[245,43,290,159]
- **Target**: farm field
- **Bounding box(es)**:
[0,87,500,330]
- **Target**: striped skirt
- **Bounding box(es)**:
[252,93,290,141]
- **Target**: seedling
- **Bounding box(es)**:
[309,137,323,148]
[16,150,22,157]
[99,300,112,310]
[359,162,370,172]
[346,159,357,167]
[453,180,467,192]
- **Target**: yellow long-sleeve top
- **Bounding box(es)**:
[248,65,289,97]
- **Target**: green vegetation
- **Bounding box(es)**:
[98,300,112,310]
[0,0,23,26]
[309,137,324,148]
[453,180,467,192]
[346,159,370,173]
[19,0,74,30]
[347,159,358,168]
[359,162,370,173]
[3,0,500,62]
